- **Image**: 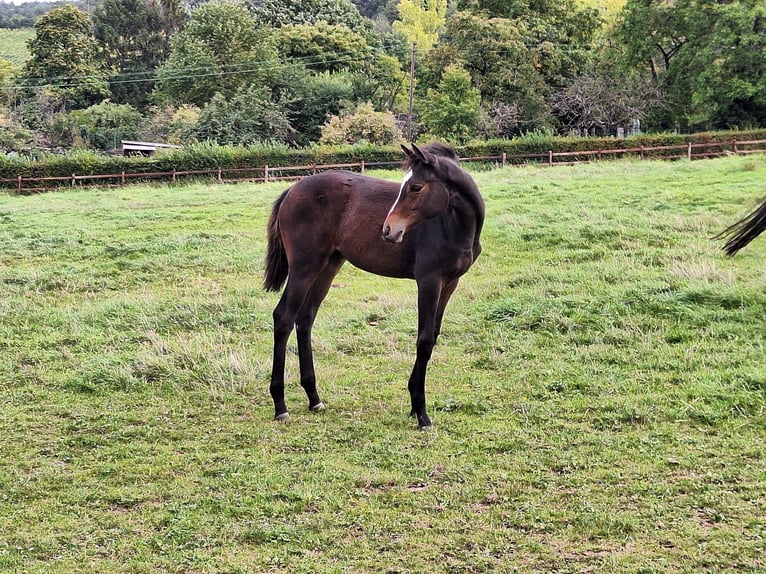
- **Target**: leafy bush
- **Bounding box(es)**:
[320,102,403,146]
[2,129,766,187]
[192,86,293,146]
[50,101,143,150]
[137,105,201,145]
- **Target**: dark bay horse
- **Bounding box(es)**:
[263,143,485,429]
[715,195,766,255]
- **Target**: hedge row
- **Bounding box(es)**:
[2,130,766,184]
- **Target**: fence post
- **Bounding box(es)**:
[687,142,692,161]
[733,139,738,155]
[548,150,553,166]
[121,171,126,185]
[217,168,222,183]
[360,160,365,174]
[17,175,21,193]
[71,174,76,187]
[172,169,176,183]
[502,152,507,167]
[265,165,269,183]
[640,145,644,160]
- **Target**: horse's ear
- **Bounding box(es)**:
[411,143,435,166]
[401,144,414,158]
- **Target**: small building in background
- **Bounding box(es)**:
[120,140,180,157]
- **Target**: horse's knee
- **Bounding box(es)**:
[272,309,294,340]
[415,335,435,361]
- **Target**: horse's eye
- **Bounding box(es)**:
[410,184,423,193]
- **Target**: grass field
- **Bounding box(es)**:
[1,155,765,572]
[0,28,32,66]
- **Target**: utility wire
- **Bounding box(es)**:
[2,50,367,91]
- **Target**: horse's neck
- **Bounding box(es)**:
[449,180,484,243]
[447,191,483,259]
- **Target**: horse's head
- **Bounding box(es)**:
[381,143,455,243]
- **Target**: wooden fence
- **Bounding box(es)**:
[2,139,765,194]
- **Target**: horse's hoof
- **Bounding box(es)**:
[275,412,290,423]
[310,402,326,412]
[419,424,434,432]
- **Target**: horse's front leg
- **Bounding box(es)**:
[408,277,443,429]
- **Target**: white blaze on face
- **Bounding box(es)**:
[387,169,413,216]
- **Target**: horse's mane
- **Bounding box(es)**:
[402,142,460,170]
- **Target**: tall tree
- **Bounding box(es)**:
[424,12,550,131]
[22,5,109,112]
[615,0,686,82]
[275,21,373,74]
[93,0,187,109]
[418,63,480,142]
[392,0,447,52]
[250,0,373,35]
[457,0,599,88]
[155,0,279,107]
[615,0,766,130]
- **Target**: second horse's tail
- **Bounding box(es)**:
[263,189,290,292]
[714,196,766,256]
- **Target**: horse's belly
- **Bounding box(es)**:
[343,243,414,279]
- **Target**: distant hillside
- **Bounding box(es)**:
[0,27,31,66]
[0,1,81,29]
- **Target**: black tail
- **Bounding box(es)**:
[714,196,766,256]
[263,189,289,291]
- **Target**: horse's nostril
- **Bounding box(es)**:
[383,224,390,237]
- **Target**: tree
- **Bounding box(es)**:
[392,0,447,52]
[615,0,766,130]
[549,68,665,135]
[93,0,187,109]
[192,85,293,145]
[275,21,373,74]
[615,0,686,83]
[424,12,550,131]
[50,101,143,149]
[348,53,408,112]
[155,1,280,107]
[0,59,19,107]
[418,64,480,143]
[22,5,110,112]
[251,0,372,34]
[285,70,354,146]
[351,0,391,19]
[694,2,766,128]
[456,0,599,88]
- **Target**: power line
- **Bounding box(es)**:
[1,50,370,91]
[1,40,617,94]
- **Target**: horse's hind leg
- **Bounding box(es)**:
[270,269,323,421]
[295,254,344,412]
[434,278,459,342]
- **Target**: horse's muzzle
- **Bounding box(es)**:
[382,223,404,243]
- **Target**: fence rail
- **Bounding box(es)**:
[3,139,765,194]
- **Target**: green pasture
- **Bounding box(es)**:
[1,156,765,572]
[0,28,31,66]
